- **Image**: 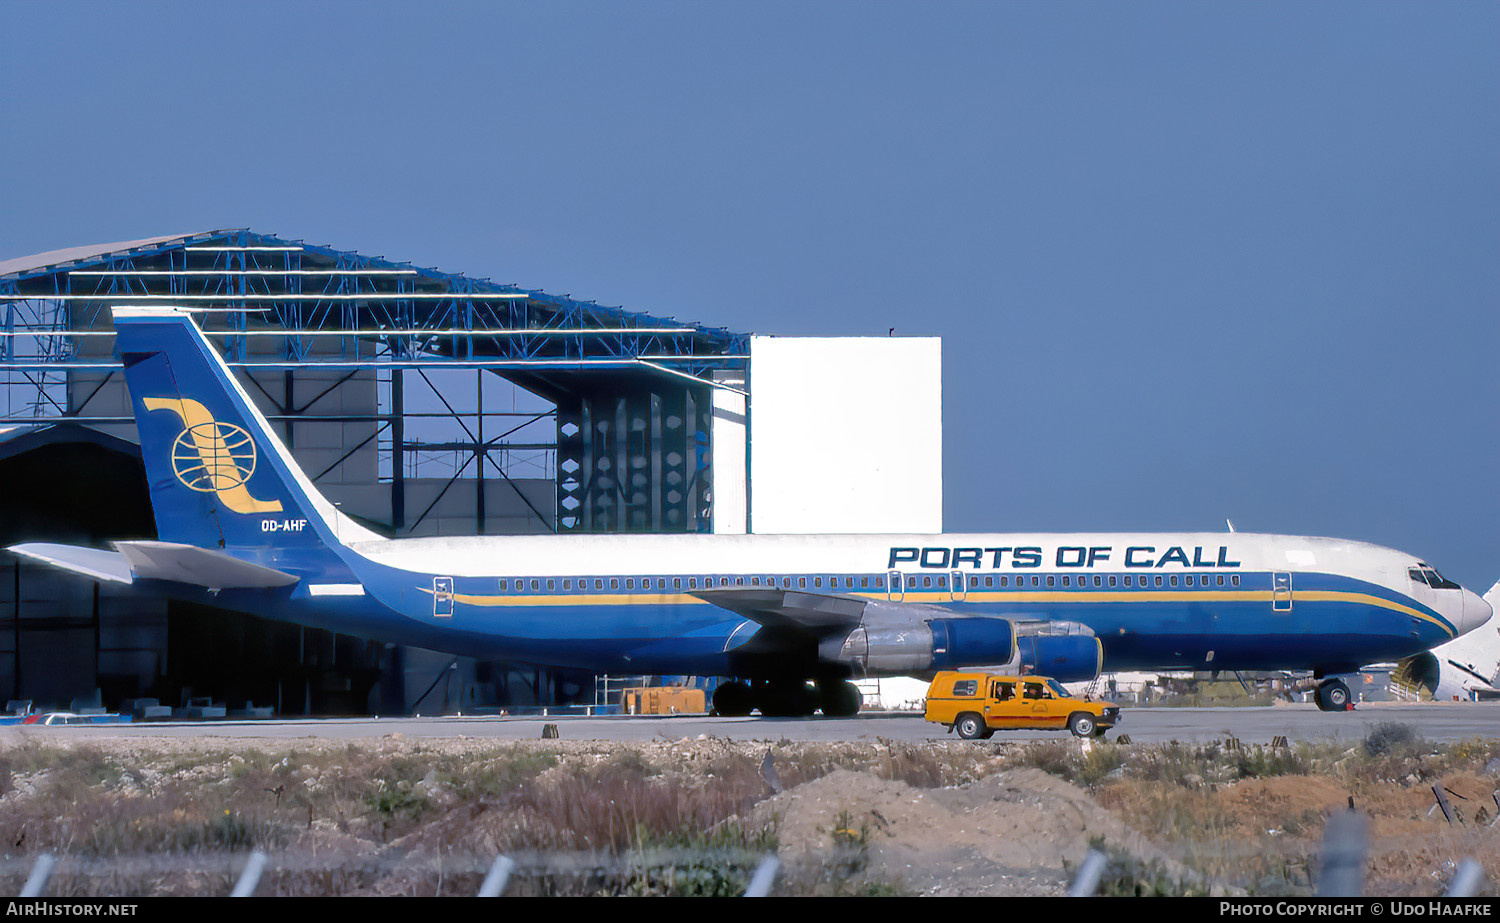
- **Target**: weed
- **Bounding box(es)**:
[1077,839,1209,896]
[1363,722,1421,759]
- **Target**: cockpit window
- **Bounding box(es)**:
[1409,565,1461,590]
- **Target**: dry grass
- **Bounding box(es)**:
[0,737,994,896]
[0,727,1494,896]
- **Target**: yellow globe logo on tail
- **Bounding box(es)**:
[172,421,257,492]
[145,397,283,514]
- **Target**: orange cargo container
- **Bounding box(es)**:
[621,686,707,715]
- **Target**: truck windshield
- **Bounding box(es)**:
[1046,679,1070,698]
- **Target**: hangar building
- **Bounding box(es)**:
[0,230,940,716]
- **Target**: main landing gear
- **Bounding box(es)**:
[1314,678,1353,712]
[712,679,863,718]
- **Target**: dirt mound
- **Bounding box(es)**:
[746,766,1189,896]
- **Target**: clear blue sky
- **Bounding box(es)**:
[3,2,1497,585]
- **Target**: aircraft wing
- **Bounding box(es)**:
[9,541,299,590]
[689,587,872,636]
[690,587,967,634]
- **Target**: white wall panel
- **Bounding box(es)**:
[748,336,941,534]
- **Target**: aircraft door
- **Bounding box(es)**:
[951,570,967,602]
[1272,573,1292,612]
[433,576,455,618]
[887,570,904,602]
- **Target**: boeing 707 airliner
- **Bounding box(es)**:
[9,308,1493,717]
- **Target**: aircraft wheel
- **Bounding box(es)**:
[818,680,862,717]
[712,681,754,717]
[759,682,817,717]
[1068,713,1097,737]
[1316,679,1352,712]
[955,712,988,740]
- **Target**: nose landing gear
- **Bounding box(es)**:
[1315,678,1354,711]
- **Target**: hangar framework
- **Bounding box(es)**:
[0,229,748,715]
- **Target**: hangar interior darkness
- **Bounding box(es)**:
[0,230,748,716]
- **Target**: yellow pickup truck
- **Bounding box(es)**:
[924,671,1121,739]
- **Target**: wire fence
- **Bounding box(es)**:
[9,822,1491,897]
[11,848,786,897]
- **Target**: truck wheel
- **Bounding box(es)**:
[955,713,988,740]
[1068,713,1096,737]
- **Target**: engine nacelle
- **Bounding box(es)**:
[1017,634,1103,683]
[829,602,1014,674]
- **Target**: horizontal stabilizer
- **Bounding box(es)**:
[6,541,299,590]
[112,541,300,589]
[8,543,135,584]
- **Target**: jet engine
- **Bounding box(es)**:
[1016,634,1104,683]
[827,601,1014,674]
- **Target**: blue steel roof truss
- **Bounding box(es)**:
[1,229,748,374]
[1,232,748,536]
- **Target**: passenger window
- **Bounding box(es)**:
[1154,575,1163,587]
[1216,575,1224,586]
[498,579,507,591]
[1047,576,1055,587]
[547,579,555,591]
[953,680,978,696]
[995,682,1015,701]
[1169,576,1177,587]
[1023,683,1043,700]
[1108,575,1116,587]
[531,579,540,591]
[1231,575,1240,587]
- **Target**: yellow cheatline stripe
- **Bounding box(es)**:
[415,587,1454,636]
[1293,591,1453,635]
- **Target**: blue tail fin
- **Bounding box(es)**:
[113,307,381,561]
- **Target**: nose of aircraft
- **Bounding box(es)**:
[1458,587,1493,637]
